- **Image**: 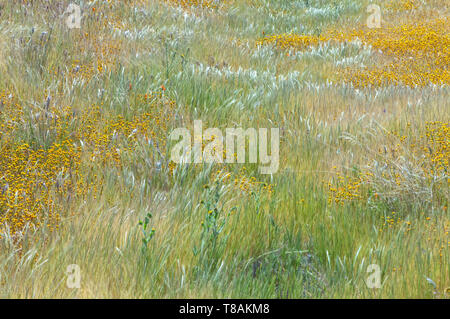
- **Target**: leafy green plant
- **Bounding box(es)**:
[138,212,156,252]
[193,176,236,271]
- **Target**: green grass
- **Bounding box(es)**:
[0,0,448,298]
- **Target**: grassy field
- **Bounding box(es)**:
[0,0,448,298]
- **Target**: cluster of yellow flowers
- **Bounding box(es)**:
[0,90,177,241]
[0,140,84,240]
[381,212,412,230]
[78,94,177,168]
[257,34,327,52]
[258,16,449,87]
[328,122,449,206]
[378,122,449,180]
[339,18,449,87]
[415,122,449,177]
[0,91,85,240]
[327,170,364,205]
[162,0,230,10]
[213,167,273,196]
[385,0,419,11]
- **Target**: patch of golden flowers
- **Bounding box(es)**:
[257,34,328,52]
[338,17,449,87]
[77,93,176,169]
[328,121,449,207]
[258,16,449,87]
[0,90,177,241]
[162,0,231,10]
[0,140,83,239]
[0,92,84,241]
[327,170,364,205]
[211,167,273,196]
[385,0,419,11]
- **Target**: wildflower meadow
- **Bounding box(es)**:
[0,0,448,299]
